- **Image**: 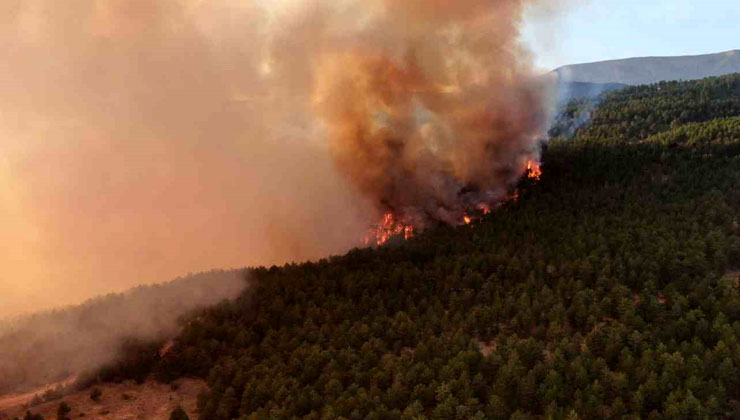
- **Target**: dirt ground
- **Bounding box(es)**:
[0,379,206,420]
[0,377,77,415]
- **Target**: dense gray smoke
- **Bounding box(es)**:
[0,270,247,395]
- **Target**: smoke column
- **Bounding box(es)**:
[0,0,552,318]
[315,0,549,226]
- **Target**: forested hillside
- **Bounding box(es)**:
[550,74,740,140]
[0,269,245,396]
[109,74,740,420]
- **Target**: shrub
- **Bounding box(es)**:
[89,388,102,402]
[169,406,190,420]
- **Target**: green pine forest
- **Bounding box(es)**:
[115,74,740,420]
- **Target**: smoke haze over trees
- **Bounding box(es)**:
[0,269,246,395]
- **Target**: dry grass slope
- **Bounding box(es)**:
[0,379,205,420]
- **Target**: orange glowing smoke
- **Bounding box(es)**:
[313,0,549,229]
[365,213,415,246]
[0,0,561,317]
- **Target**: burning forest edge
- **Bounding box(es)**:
[364,158,542,246]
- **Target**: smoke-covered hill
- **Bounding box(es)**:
[0,269,246,396]
[553,49,740,86]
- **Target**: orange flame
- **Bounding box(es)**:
[365,212,415,246]
[364,159,544,246]
[527,159,542,180]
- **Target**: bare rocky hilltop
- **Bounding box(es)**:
[553,49,740,86]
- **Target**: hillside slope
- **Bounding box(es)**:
[553,81,627,103]
[550,73,740,140]
[0,269,246,396]
[0,379,205,420]
[138,74,740,420]
[14,74,740,420]
[553,49,740,85]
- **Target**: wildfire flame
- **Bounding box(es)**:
[527,160,542,180]
[365,159,542,246]
[365,213,414,246]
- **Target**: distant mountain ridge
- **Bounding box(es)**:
[553,81,627,103]
[553,49,740,86]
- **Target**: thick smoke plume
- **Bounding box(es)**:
[0,0,550,317]
[315,0,549,226]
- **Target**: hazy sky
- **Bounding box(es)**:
[523,0,740,70]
